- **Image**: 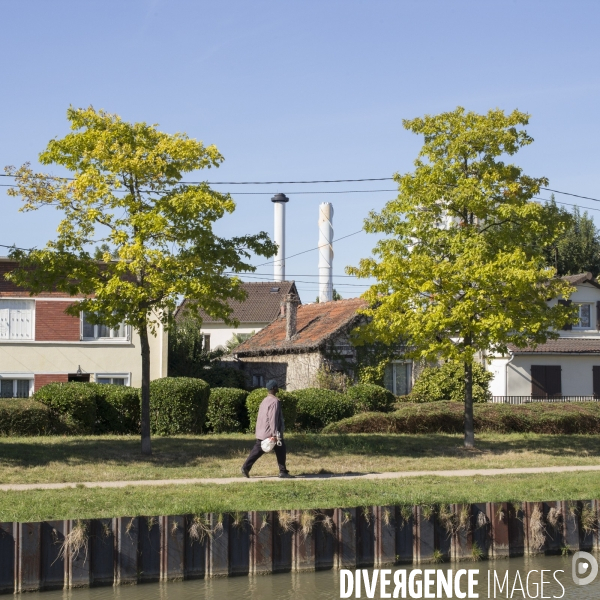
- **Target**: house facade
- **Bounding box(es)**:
[175,281,300,351]
[0,258,167,396]
[488,272,600,399]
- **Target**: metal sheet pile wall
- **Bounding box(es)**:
[0,500,598,593]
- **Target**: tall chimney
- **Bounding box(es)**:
[272,193,289,282]
[318,202,334,302]
[285,293,299,340]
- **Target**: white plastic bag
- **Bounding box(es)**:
[261,431,282,453]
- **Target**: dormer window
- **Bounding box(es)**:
[574,303,592,329]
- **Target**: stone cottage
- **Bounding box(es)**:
[231,295,367,390]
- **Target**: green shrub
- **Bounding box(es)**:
[33,382,97,433]
[323,401,600,435]
[346,383,395,413]
[149,377,210,435]
[0,399,53,436]
[94,384,140,434]
[294,388,355,430]
[246,388,298,433]
[409,361,492,403]
[207,387,249,433]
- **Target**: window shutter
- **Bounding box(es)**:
[10,310,33,340]
[10,310,21,339]
[545,366,562,397]
[531,365,546,397]
[21,310,32,339]
[0,309,8,339]
[558,299,572,330]
[593,366,600,397]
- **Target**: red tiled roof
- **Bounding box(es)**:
[175,281,300,324]
[510,338,600,354]
[234,297,367,356]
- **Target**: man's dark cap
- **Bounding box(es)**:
[266,380,278,391]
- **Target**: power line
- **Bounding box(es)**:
[253,230,364,267]
[238,274,371,287]
[228,271,364,278]
[3,173,600,203]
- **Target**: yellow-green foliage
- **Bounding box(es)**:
[409,362,492,403]
[6,106,276,453]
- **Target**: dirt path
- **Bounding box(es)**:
[1,464,599,491]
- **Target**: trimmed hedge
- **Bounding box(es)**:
[323,401,600,435]
[207,388,249,433]
[0,399,53,436]
[149,377,210,435]
[246,388,298,433]
[32,382,97,433]
[346,383,395,413]
[295,388,355,430]
[94,384,141,434]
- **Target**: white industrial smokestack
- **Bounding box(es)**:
[272,193,289,282]
[318,202,334,302]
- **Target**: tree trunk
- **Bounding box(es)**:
[139,326,152,456]
[464,360,475,448]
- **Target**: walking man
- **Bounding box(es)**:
[241,380,293,478]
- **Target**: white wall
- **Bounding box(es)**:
[506,355,600,396]
[200,322,269,350]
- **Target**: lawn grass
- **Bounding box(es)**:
[2,471,600,522]
[0,432,599,484]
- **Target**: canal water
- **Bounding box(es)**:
[22,555,600,599]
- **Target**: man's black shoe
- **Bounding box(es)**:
[241,466,250,478]
[278,472,294,479]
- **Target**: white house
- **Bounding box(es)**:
[0,258,167,396]
[175,281,300,351]
[488,272,600,399]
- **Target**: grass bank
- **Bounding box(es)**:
[1,471,600,522]
[1,432,600,484]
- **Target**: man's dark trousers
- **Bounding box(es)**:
[242,439,288,474]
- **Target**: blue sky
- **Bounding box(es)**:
[1,1,599,301]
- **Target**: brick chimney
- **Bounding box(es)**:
[285,293,300,340]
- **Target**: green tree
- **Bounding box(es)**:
[315,288,343,302]
[5,106,276,455]
[93,243,119,261]
[348,107,575,448]
[168,314,222,377]
[224,330,255,353]
[544,197,600,276]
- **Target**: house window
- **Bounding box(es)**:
[574,304,592,329]
[203,334,211,352]
[96,374,129,386]
[252,375,265,388]
[531,365,562,397]
[383,361,412,396]
[0,300,34,340]
[81,313,127,340]
[0,378,33,398]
